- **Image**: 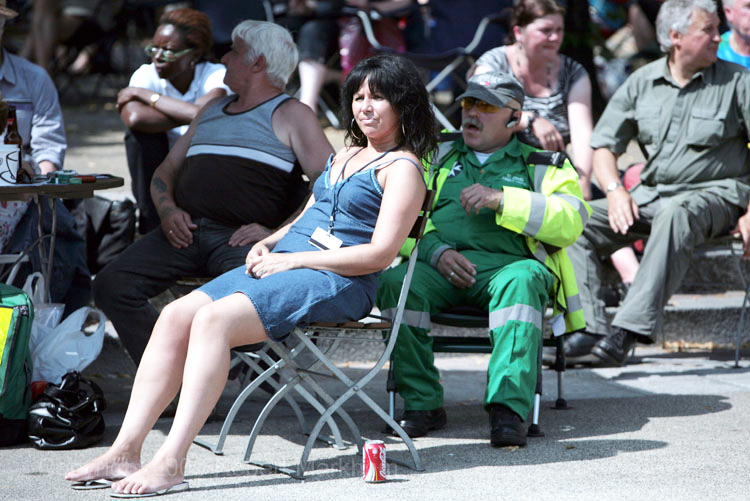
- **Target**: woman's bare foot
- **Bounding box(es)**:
[65,448,140,482]
[111,456,186,496]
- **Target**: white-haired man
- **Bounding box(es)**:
[93,20,333,366]
[569,0,750,366]
[718,0,750,67]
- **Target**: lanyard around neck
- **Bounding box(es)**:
[329,146,396,234]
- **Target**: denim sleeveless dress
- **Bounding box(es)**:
[199,153,420,341]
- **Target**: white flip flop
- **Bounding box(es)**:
[109,481,189,498]
[70,478,115,490]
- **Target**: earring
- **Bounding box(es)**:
[190,60,196,68]
[351,118,363,140]
[401,122,406,139]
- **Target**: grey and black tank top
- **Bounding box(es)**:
[175,94,305,228]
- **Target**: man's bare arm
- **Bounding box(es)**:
[148,100,222,247]
[274,98,334,184]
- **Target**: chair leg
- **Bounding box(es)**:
[249,354,308,435]
[293,331,424,478]
[553,335,568,410]
[527,393,543,437]
[734,285,749,368]
[193,351,288,454]
[387,359,397,428]
[265,342,361,448]
[731,241,747,368]
[528,336,544,437]
[242,369,347,462]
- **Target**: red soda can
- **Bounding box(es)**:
[362,440,386,482]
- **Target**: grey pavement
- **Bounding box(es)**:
[3,338,750,501]
[4,97,750,500]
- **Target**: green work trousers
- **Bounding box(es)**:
[377,252,554,419]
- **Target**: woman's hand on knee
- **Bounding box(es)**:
[246,252,299,279]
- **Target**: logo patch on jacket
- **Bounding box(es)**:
[448,162,464,178]
[499,173,529,188]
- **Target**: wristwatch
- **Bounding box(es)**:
[606,181,623,193]
[149,93,161,108]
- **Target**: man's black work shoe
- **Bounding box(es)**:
[395,408,447,438]
[564,332,603,364]
[489,405,526,447]
[542,332,602,367]
[591,328,637,366]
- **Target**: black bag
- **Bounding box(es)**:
[69,196,136,274]
[27,371,106,450]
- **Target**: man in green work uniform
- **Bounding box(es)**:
[568,0,750,366]
[376,72,590,446]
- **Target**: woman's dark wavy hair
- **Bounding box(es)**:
[158,8,213,62]
[340,55,437,161]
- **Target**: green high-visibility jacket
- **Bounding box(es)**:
[402,137,591,335]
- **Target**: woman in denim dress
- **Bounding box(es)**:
[66,54,437,497]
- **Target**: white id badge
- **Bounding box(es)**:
[309,227,343,250]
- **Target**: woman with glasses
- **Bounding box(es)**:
[117,8,230,234]
[470,0,594,201]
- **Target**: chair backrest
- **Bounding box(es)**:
[408,189,435,240]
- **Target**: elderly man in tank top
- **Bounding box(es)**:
[92,21,333,367]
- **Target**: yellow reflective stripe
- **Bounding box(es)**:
[522,193,547,237]
[489,303,542,331]
[551,193,589,226]
[381,307,431,330]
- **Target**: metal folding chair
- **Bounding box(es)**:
[195,187,435,479]
[193,340,351,456]
[687,234,748,368]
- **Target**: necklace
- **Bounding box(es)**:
[512,44,554,91]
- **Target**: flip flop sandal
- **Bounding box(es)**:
[109,481,189,498]
[71,479,115,490]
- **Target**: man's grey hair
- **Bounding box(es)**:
[655,0,717,53]
[231,20,298,88]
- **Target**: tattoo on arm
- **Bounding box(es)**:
[152,176,168,193]
[161,206,177,218]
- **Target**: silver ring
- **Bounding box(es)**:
[449,271,455,279]
[256,269,264,277]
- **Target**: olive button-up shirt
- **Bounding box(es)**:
[591,57,750,208]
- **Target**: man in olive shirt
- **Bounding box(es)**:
[568,0,750,366]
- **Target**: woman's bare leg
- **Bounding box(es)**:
[611,246,640,284]
[112,292,269,495]
[65,291,212,482]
